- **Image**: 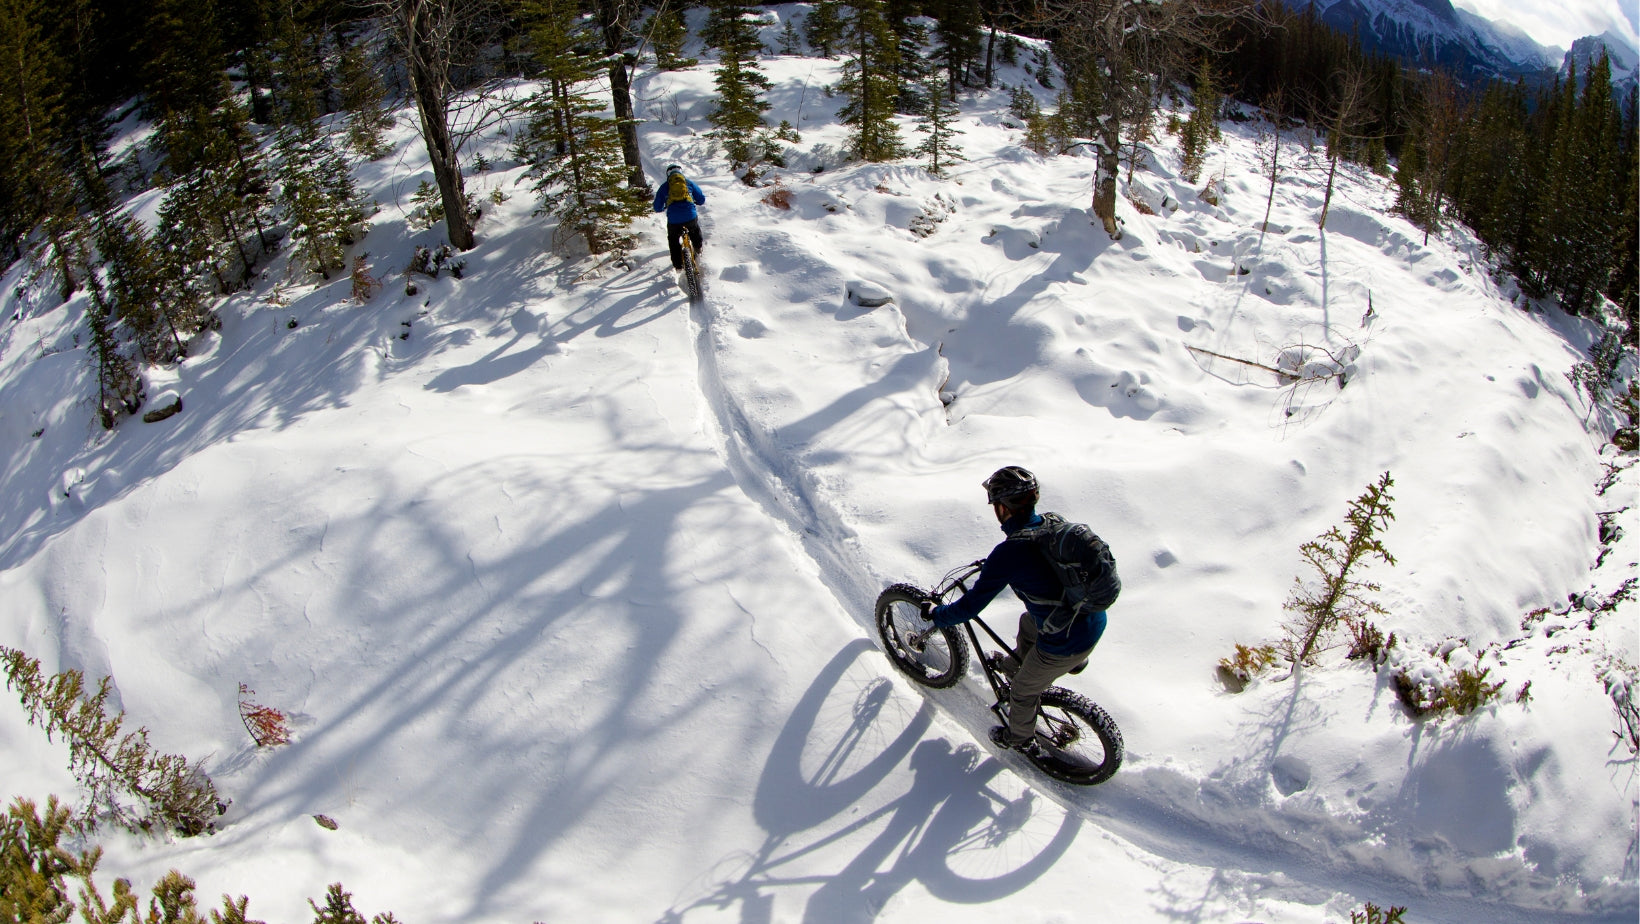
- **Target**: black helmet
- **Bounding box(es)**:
[666,163,683,175]
[983,466,1038,506]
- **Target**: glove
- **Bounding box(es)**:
[919,600,936,622]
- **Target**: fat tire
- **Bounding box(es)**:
[682,250,703,302]
[875,584,968,688]
[1027,687,1123,785]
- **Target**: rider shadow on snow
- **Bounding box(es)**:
[659,640,1080,922]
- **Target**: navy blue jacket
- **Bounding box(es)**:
[930,512,1106,656]
[654,176,705,224]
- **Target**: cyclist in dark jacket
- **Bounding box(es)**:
[653,163,706,271]
[927,466,1108,754]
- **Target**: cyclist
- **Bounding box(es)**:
[653,163,706,272]
[923,466,1108,755]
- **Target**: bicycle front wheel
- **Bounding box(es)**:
[875,584,968,688]
[1028,687,1123,785]
[681,247,703,302]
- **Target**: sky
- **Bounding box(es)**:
[1454,0,1639,50]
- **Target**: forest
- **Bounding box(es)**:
[0,0,1634,428]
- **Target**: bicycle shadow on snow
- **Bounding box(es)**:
[659,640,1080,922]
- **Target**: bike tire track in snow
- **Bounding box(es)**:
[681,283,881,629]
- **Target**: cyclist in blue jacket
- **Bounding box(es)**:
[926,466,1107,755]
[654,164,706,271]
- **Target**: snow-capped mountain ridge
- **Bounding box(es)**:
[1289,0,1639,86]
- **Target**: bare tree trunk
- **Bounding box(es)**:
[393,0,478,251]
[1092,113,1123,237]
[593,0,648,193]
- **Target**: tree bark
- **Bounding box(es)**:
[403,0,476,250]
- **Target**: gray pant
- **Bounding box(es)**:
[1003,612,1093,745]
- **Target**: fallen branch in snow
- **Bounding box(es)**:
[1186,344,1295,382]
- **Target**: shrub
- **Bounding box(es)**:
[1599,656,1639,754]
[1346,620,1395,666]
[1280,473,1396,666]
[350,256,381,304]
[0,646,225,836]
[1217,643,1279,691]
[238,684,292,748]
[762,187,793,210]
[1392,641,1506,718]
[310,883,401,924]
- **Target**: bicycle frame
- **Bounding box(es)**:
[927,560,1015,721]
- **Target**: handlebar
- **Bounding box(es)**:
[929,560,986,603]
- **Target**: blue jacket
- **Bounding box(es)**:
[654,176,705,224]
[930,512,1107,656]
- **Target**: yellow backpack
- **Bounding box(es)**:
[666,172,691,205]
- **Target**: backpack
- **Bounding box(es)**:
[666,172,691,205]
[1007,512,1121,634]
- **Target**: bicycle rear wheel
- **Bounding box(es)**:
[1027,687,1123,785]
[875,584,968,688]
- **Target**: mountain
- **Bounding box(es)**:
[1285,0,1640,87]
[1562,31,1640,93]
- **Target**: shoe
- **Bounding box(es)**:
[984,652,1020,677]
[988,725,1042,757]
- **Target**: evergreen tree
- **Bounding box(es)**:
[0,0,80,293]
[270,0,330,126]
[1392,131,1437,234]
[1179,59,1221,184]
[83,269,145,430]
[915,66,965,175]
[275,121,366,279]
[805,0,844,58]
[838,0,905,162]
[339,36,394,157]
[707,0,778,171]
[519,0,649,256]
[141,0,230,121]
[777,17,803,54]
[883,0,929,115]
[92,206,203,364]
[648,6,696,70]
[931,0,982,96]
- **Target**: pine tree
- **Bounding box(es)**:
[83,269,145,430]
[838,0,905,162]
[1,647,224,835]
[338,38,394,158]
[275,121,366,279]
[520,0,649,256]
[1179,59,1221,184]
[915,66,965,175]
[805,0,844,58]
[0,0,81,294]
[1281,473,1396,666]
[648,6,695,70]
[141,0,230,121]
[1393,131,1439,235]
[931,0,982,96]
[707,0,777,171]
[92,206,202,364]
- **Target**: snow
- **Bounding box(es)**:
[1,8,1636,922]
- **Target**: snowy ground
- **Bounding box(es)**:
[1,7,1636,922]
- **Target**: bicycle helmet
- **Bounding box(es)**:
[983,466,1039,507]
[666,163,683,175]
